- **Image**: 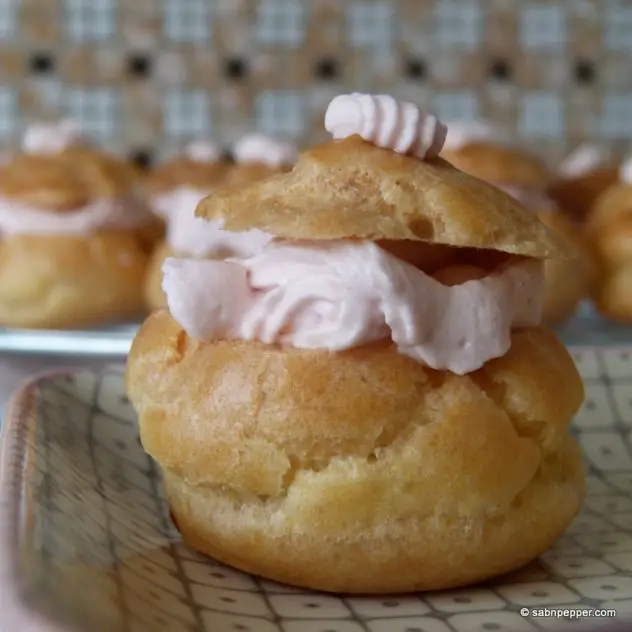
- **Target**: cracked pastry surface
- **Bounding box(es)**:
[127,311,584,593]
[197,136,570,259]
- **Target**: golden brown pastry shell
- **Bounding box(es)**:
[547,166,620,224]
[440,141,551,189]
[144,240,170,311]
[126,311,585,593]
[586,183,632,234]
[584,183,632,321]
[591,230,632,322]
[197,136,572,260]
[142,157,230,199]
[592,264,632,323]
[0,229,150,329]
[0,147,140,211]
[537,212,596,325]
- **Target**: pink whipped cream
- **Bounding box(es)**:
[0,195,151,235]
[325,93,446,158]
[162,240,543,375]
[152,186,271,258]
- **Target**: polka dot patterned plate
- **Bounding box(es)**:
[0,349,631,632]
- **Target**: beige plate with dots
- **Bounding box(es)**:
[0,349,631,632]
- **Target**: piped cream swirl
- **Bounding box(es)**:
[162,240,543,375]
[324,93,447,158]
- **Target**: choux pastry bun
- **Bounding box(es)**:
[127,94,584,594]
[585,159,632,322]
[0,120,154,329]
[142,140,230,310]
[441,121,594,325]
[547,144,620,224]
[143,136,296,311]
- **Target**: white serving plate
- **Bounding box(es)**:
[0,349,631,632]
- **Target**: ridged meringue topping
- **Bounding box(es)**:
[324,93,447,159]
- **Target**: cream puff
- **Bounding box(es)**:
[585,157,632,322]
[441,122,595,326]
[0,121,155,329]
[143,137,296,310]
[548,144,620,224]
[143,141,231,310]
[126,94,585,594]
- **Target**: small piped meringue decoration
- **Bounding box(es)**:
[619,156,632,185]
[185,140,221,164]
[232,133,297,168]
[163,240,544,375]
[559,144,606,178]
[22,119,85,155]
[325,93,446,159]
[442,119,504,151]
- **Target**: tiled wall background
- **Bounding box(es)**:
[0,0,631,167]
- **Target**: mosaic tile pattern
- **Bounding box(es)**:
[0,351,631,631]
[0,0,631,167]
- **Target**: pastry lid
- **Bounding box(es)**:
[144,141,230,197]
[0,146,140,211]
[197,134,573,259]
[143,157,229,197]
